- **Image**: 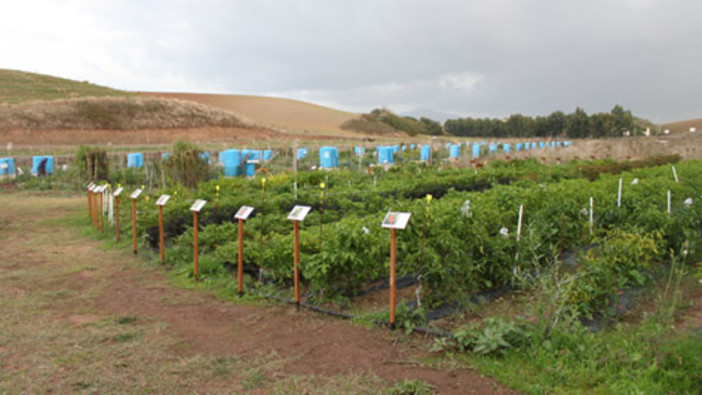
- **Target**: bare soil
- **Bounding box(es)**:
[0,192,514,394]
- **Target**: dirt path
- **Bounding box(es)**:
[0,193,513,394]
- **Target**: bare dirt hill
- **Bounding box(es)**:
[141,92,360,137]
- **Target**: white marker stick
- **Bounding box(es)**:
[516,204,523,242]
[672,165,679,183]
[618,178,623,208]
[589,196,594,235]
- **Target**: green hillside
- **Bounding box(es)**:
[0,69,131,104]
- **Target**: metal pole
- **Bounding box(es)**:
[389,228,397,330]
[294,220,300,308]
[238,218,244,296]
[115,197,120,242]
[131,198,138,254]
[159,205,165,264]
[193,211,199,279]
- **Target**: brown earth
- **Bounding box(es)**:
[0,192,514,394]
[141,92,359,137]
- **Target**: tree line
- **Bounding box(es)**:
[444,105,652,138]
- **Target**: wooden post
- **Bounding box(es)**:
[131,198,138,254]
[115,197,120,242]
[390,228,397,329]
[158,204,165,264]
[294,220,300,307]
[92,191,99,230]
[238,218,244,296]
[99,190,104,234]
[87,188,92,220]
[193,211,199,279]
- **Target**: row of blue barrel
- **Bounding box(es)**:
[447,140,574,158]
[0,156,54,176]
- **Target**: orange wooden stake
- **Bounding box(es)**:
[99,191,104,234]
[193,211,199,280]
[389,228,397,329]
[158,204,165,264]
[293,220,300,307]
[131,198,138,254]
[115,197,120,242]
[87,189,92,220]
[92,192,99,230]
[237,218,244,295]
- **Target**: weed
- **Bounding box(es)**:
[388,378,435,395]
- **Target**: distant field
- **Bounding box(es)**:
[662,118,702,134]
[0,69,131,104]
[142,92,359,136]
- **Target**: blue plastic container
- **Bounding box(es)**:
[539,142,545,149]
[319,146,339,169]
[472,144,481,158]
[420,145,431,161]
[263,149,273,161]
[515,143,523,151]
[410,144,416,149]
[0,157,15,176]
[297,148,308,159]
[220,149,241,177]
[449,144,461,158]
[391,145,400,154]
[377,146,395,164]
[488,144,498,154]
[354,146,365,156]
[127,153,143,168]
[503,144,511,154]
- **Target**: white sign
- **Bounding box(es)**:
[87,182,95,189]
[98,185,109,193]
[155,194,171,206]
[287,205,312,221]
[90,185,100,193]
[7,142,11,150]
[130,188,143,199]
[190,199,207,212]
[381,212,411,229]
[113,187,124,197]
[234,205,255,220]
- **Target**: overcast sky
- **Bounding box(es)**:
[1,0,700,122]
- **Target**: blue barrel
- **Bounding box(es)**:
[472,144,481,158]
[401,145,406,151]
[297,148,308,159]
[503,144,511,154]
[377,146,394,164]
[449,144,460,158]
[127,153,143,168]
[539,142,545,149]
[0,157,15,176]
[263,149,273,161]
[515,143,523,151]
[410,144,416,149]
[220,149,241,177]
[319,146,339,169]
[244,162,256,177]
[551,141,556,148]
[481,140,486,146]
[530,142,536,149]
[420,145,430,161]
[31,155,54,175]
[488,144,498,154]
[391,145,400,153]
[354,146,365,156]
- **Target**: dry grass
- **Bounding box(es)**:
[0,96,254,132]
[662,118,702,135]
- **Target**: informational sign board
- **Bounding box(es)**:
[130,188,143,199]
[87,182,95,190]
[155,194,171,206]
[98,185,109,193]
[113,186,124,197]
[234,205,255,220]
[287,205,311,221]
[381,212,411,229]
[190,199,207,212]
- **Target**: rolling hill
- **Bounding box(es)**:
[140,92,359,136]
